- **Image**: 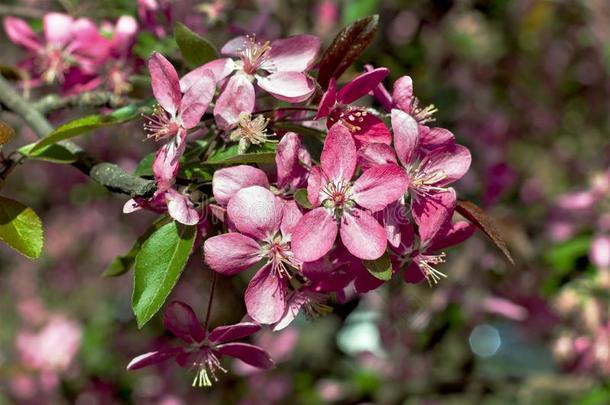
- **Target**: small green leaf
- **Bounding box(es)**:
[19,142,77,164]
[294,189,312,209]
[204,143,276,165]
[134,32,177,60]
[363,251,392,281]
[103,216,171,277]
[32,100,154,152]
[175,23,219,68]
[132,221,196,328]
[0,196,43,259]
[133,152,156,177]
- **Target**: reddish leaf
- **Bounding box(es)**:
[317,15,379,90]
[456,200,514,265]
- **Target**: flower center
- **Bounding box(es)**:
[328,106,368,133]
[262,234,296,279]
[415,253,447,286]
[321,179,354,217]
[143,105,181,141]
[230,113,271,146]
[410,97,437,124]
[409,160,449,198]
[38,46,69,84]
[239,35,272,75]
[190,347,227,387]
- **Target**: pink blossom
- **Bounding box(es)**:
[291,123,408,262]
[590,234,610,270]
[315,68,392,145]
[127,301,273,386]
[137,0,172,38]
[204,187,303,323]
[182,34,320,129]
[275,132,312,192]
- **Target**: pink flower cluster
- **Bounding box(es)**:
[124,31,473,385]
[4,12,138,94]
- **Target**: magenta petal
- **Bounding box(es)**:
[216,342,274,369]
[292,207,338,262]
[353,164,408,212]
[257,72,315,102]
[245,265,287,324]
[353,114,392,145]
[392,109,419,166]
[179,69,215,128]
[110,16,138,55]
[392,76,414,113]
[204,233,261,275]
[265,34,320,72]
[152,142,179,192]
[208,322,261,343]
[354,264,385,293]
[337,67,390,104]
[148,52,181,116]
[43,13,74,47]
[179,58,235,92]
[420,127,456,151]
[321,123,357,182]
[221,36,248,56]
[212,165,269,206]
[358,143,397,169]
[365,64,393,112]
[163,301,206,343]
[280,200,303,239]
[307,166,322,207]
[272,292,306,331]
[429,220,475,251]
[227,186,283,240]
[340,209,387,260]
[3,17,41,52]
[315,78,337,119]
[214,74,255,129]
[126,348,183,370]
[403,261,425,284]
[165,189,199,226]
[276,132,309,190]
[591,235,610,269]
[422,145,472,187]
[412,189,457,245]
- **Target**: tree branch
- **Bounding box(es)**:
[0,5,46,18]
[0,74,156,198]
[33,91,134,114]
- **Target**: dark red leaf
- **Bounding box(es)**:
[456,200,514,265]
[317,15,379,90]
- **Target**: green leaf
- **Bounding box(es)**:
[363,251,392,281]
[103,216,171,277]
[132,221,196,328]
[294,189,312,209]
[32,101,154,152]
[133,152,156,177]
[342,0,379,24]
[18,142,77,164]
[204,143,276,165]
[0,196,43,259]
[134,32,177,60]
[175,22,219,68]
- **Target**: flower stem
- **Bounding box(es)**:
[203,271,217,331]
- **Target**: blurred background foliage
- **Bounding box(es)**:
[0,0,609,404]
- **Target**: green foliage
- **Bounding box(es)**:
[18,143,77,164]
[294,189,312,209]
[175,23,219,68]
[134,32,177,59]
[132,221,196,328]
[204,142,277,165]
[0,196,43,259]
[363,251,392,281]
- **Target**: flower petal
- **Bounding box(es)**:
[126,348,183,370]
[337,67,389,104]
[392,75,414,113]
[280,200,303,239]
[179,69,215,128]
[428,220,475,252]
[179,58,236,92]
[227,186,283,240]
[204,233,261,275]
[412,189,457,245]
[208,322,261,343]
[358,143,397,169]
[216,342,274,369]
[276,132,310,191]
[257,72,315,103]
[365,64,393,112]
[321,123,357,182]
[591,234,610,269]
[422,144,472,187]
[221,36,247,56]
[165,189,199,226]
[307,166,322,207]
[214,74,255,129]
[245,265,287,324]
[315,77,337,119]
[353,114,392,145]
[392,109,419,167]
[264,35,320,72]
[3,17,41,52]
[403,261,425,284]
[340,209,387,260]
[272,292,307,331]
[420,127,456,151]
[163,301,206,343]
[148,52,181,116]
[353,164,408,212]
[212,165,269,206]
[292,207,338,262]
[43,13,74,47]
